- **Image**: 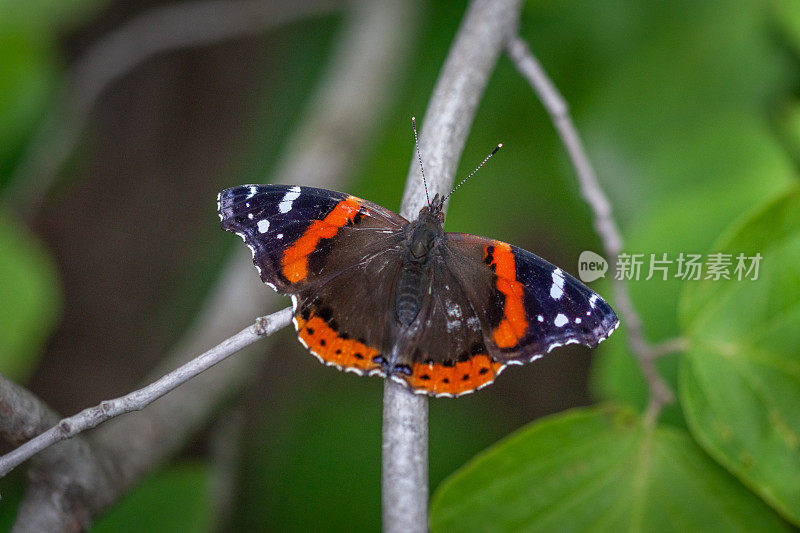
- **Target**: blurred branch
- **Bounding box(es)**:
[505,36,684,424]
[6,0,342,217]
[383,1,523,532]
[0,373,62,446]
[10,0,417,530]
[0,308,292,479]
[0,374,115,531]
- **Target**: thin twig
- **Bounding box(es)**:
[10,0,415,529]
[505,35,682,422]
[0,308,292,478]
[5,0,342,216]
[383,1,523,532]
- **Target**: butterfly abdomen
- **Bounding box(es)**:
[395,262,426,326]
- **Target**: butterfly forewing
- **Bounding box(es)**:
[445,233,619,365]
[218,185,406,292]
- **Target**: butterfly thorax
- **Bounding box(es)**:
[395,198,446,326]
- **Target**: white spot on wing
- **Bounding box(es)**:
[537,315,544,322]
[247,213,254,220]
[589,294,598,309]
[277,233,283,239]
[257,219,270,233]
[445,300,463,333]
[278,186,301,213]
[575,317,582,324]
[554,314,568,327]
[550,268,565,300]
[246,186,258,199]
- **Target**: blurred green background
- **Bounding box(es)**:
[1,0,799,530]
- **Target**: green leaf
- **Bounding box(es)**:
[771,0,800,58]
[679,185,800,524]
[430,405,787,532]
[92,462,214,533]
[0,210,61,381]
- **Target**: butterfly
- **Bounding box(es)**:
[217,183,619,397]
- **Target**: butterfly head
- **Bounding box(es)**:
[410,194,445,260]
[418,193,445,223]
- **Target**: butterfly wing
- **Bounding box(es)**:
[444,233,619,364]
[218,184,409,375]
[373,233,618,397]
[218,185,407,292]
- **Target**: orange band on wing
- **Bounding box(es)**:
[487,242,528,348]
[295,310,381,373]
[281,197,362,283]
[406,354,503,396]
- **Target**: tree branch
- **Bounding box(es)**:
[9,0,416,529]
[0,373,61,446]
[382,1,523,531]
[505,35,683,423]
[0,308,291,479]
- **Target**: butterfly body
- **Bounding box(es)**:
[218,184,619,397]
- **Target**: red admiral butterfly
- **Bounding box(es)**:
[217,183,619,397]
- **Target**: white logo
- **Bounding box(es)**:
[578,250,608,282]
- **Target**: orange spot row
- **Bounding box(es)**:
[406,354,503,396]
[296,311,380,373]
[487,242,528,348]
[281,197,362,283]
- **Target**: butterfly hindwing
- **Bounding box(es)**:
[290,237,406,378]
[390,259,505,396]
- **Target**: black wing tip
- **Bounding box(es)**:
[217,185,272,226]
[590,314,621,347]
[588,295,621,346]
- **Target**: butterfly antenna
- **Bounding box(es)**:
[411,116,430,205]
[444,143,503,202]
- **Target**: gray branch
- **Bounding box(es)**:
[0,308,292,479]
[505,36,679,423]
[8,0,415,530]
[0,374,114,530]
[383,1,523,532]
